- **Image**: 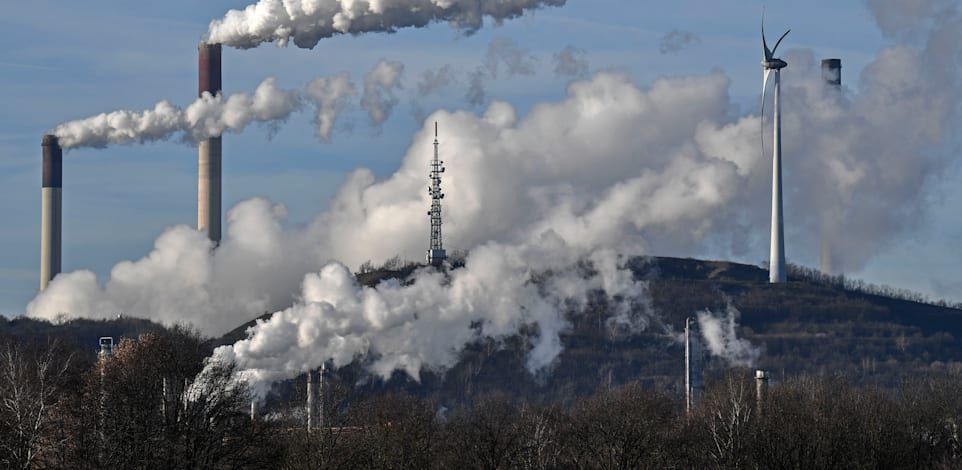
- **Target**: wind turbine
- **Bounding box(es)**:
[761,19,790,283]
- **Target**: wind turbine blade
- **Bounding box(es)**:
[762,69,770,115]
[761,69,771,163]
[771,29,791,55]
[762,17,772,60]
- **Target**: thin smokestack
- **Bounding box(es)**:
[821,58,842,87]
[684,317,702,415]
[820,58,841,275]
[306,369,315,433]
[198,42,222,244]
[40,134,62,291]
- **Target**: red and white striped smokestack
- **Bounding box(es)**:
[198,42,222,244]
[40,134,62,291]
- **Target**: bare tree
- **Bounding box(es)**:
[703,373,754,468]
[0,339,73,469]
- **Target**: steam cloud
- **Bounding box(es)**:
[54,75,363,149]
[786,0,962,272]
[30,70,758,389]
[206,0,567,49]
[28,0,962,390]
[696,306,760,368]
[361,60,404,126]
[52,78,301,149]
[306,72,357,142]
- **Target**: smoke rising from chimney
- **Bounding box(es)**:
[206,0,567,49]
[52,78,301,149]
[29,71,754,381]
[51,73,371,149]
[696,306,760,368]
[27,0,962,391]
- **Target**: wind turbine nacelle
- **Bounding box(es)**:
[762,59,787,70]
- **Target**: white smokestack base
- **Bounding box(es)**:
[198,42,223,244]
[40,134,62,292]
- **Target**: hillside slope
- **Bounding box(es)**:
[218,256,962,405]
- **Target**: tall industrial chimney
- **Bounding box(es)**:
[40,134,62,291]
[820,58,842,275]
[198,42,222,244]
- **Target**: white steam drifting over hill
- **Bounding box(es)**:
[30,71,757,388]
[28,0,962,391]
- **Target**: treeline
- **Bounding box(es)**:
[4,326,962,468]
[787,262,962,309]
[288,373,962,469]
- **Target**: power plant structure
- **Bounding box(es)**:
[820,58,842,275]
[761,21,791,283]
[40,135,63,291]
[426,122,447,267]
[198,42,223,245]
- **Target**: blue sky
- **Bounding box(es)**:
[2,0,959,316]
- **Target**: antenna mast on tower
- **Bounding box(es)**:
[427,122,447,267]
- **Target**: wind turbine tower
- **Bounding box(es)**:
[761,21,790,283]
[426,122,447,267]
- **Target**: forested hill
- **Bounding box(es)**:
[5,255,962,401]
[214,256,962,403]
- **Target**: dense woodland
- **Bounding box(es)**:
[3,256,962,467]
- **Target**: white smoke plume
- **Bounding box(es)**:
[206,0,567,49]
[29,0,962,392]
[30,70,759,388]
[306,72,357,142]
[553,46,588,77]
[361,60,404,126]
[52,77,301,149]
[213,245,648,393]
[782,0,962,272]
[696,305,760,368]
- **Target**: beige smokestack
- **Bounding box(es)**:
[820,58,842,275]
[40,134,62,291]
[198,42,222,244]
